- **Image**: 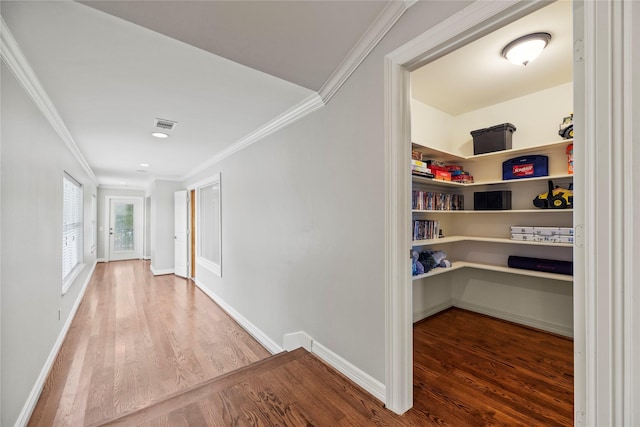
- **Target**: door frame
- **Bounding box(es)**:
[104,195,144,262]
[383,0,586,415]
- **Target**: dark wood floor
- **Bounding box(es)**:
[410,308,574,426]
[28,261,573,426]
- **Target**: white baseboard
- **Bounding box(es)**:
[143,256,151,260]
[310,338,386,403]
[453,300,574,338]
[193,279,284,354]
[14,261,97,427]
[193,279,385,404]
[283,331,313,352]
[413,301,453,323]
[96,258,106,263]
[150,265,174,276]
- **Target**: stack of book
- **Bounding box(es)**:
[510,226,574,244]
[412,190,464,210]
[411,159,434,178]
[413,220,440,241]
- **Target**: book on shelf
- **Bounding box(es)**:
[412,190,464,211]
[412,219,440,240]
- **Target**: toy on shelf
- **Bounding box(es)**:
[533,180,573,209]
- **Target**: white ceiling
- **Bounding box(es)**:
[411,0,572,116]
[1,0,392,188]
[2,1,572,188]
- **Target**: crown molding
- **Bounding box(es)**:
[183,92,323,181]
[0,17,98,186]
[318,0,413,103]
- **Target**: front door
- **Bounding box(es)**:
[109,198,143,261]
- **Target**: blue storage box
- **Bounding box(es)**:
[502,155,548,180]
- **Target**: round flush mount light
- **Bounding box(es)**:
[151,132,169,138]
[502,32,551,66]
[139,163,150,167]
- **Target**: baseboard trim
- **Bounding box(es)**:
[96,258,106,263]
[310,338,386,403]
[142,256,151,260]
[193,279,284,355]
[453,300,574,338]
[14,261,96,427]
[413,301,453,323]
[150,266,174,276]
[283,331,313,352]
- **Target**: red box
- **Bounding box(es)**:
[434,170,451,181]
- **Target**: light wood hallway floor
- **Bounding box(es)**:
[28,261,573,426]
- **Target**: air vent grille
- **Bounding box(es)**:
[155,118,177,130]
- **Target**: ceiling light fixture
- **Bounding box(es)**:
[151,132,169,138]
[502,32,551,66]
[139,163,150,167]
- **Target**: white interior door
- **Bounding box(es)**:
[108,197,143,261]
[174,190,188,278]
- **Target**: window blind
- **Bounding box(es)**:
[63,173,83,284]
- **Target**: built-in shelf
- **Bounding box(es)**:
[412,173,573,188]
[412,139,573,163]
[412,260,573,282]
[412,209,573,214]
[412,235,573,248]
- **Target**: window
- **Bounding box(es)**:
[196,173,221,276]
[62,173,83,292]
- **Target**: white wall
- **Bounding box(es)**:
[184,0,472,386]
[96,187,146,260]
[1,62,97,426]
[412,82,573,155]
[149,179,183,274]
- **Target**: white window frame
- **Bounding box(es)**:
[62,172,84,294]
[192,173,222,276]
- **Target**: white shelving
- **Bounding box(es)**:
[412,235,573,248]
[411,138,574,282]
[412,261,573,282]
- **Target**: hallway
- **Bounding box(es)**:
[28,261,271,426]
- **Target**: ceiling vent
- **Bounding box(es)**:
[155,118,177,130]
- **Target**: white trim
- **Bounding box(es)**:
[183,94,323,181]
[62,263,85,295]
[150,266,174,276]
[142,256,151,261]
[96,258,106,263]
[193,279,283,354]
[311,338,386,403]
[452,300,573,338]
[318,1,411,103]
[194,173,222,277]
[13,261,96,427]
[384,0,553,415]
[0,18,97,186]
[281,330,386,404]
[283,331,313,352]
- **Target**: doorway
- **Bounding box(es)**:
[105,196,143,261]
[383,0,584,416]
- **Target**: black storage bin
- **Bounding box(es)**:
[474,190,511,210]
[508,255,573,276]
[471,123,516,155]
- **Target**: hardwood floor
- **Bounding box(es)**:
[28,261,573,426]
[409,308,574,426]
[28,261,270,427]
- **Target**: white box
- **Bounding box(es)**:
[511,226,535,234]
[533,226,573,236]
[534,235,574,244]
[511,233,536,241]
